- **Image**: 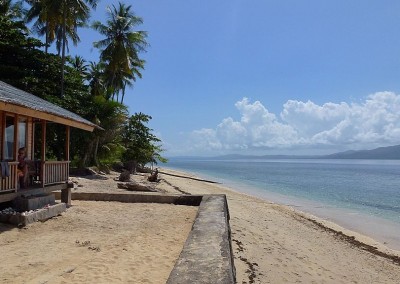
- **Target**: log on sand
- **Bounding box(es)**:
[117,182,157,192]
[158,171,220,184]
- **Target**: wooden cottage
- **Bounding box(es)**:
[0,80,97,204]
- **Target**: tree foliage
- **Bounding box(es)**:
[92,2,148,103]
[0,7,166,169]
[121,113,167,168]
[24,0,98,96]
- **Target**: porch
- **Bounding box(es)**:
[0,161,72,203]
[0,161,70,192]
[0,80,97,204]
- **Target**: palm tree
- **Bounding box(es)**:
[120,58,145,103]
[87,61,105,97]
[83,96,127,166]
[25,0,48,52]
[92,2,148,103]
[69,55,89,82]
[25,0,97,96]
[25,0,64,54]
[1,0,25,19]
[59,0,98,97]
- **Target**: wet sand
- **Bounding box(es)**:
[156,168,400,284]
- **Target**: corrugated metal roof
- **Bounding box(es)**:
[0,80,98,131]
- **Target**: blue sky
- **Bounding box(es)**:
[67,0,400,156]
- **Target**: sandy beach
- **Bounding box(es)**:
[1,169,400,283]
[154,168,400,284]
[0,182,197,283]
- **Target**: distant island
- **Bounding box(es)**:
[216,144,400,160]
[322,144,400,160]
[174,144,400,160]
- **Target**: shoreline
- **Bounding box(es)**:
[222,176,400,252]
[158,166,400,282]
[165,165,400,252]
[3,169,399,283]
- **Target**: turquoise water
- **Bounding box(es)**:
[166,158,400,232]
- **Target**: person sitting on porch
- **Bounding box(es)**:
[17,147,29,188]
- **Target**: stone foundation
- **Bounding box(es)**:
[0,203,66,226]
[13,194,56,212]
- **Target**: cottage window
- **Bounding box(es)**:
[4,115,14,160]
[3,116,27,160]
[18,117,27,150]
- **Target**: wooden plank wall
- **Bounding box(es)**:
[0,162,18,191]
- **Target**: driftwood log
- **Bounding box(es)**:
[117,182,157,192]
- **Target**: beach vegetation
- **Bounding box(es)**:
[92,2,148,103]
[24,0,98,97]
[121,113,167,169]
[1,0,25,19]
[0,2,166,170]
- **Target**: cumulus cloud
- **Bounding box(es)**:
[188,92,400,153]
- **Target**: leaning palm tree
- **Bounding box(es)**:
[92,2,148,103]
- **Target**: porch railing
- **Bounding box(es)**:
[0,162,18,192]
[0,160,70,192]
[43,161,70,185]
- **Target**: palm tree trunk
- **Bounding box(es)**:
[60,3,67,97]
[121,82,126,103]
[45,23,49,54]
[93,135,100,167]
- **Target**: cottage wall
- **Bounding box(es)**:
[0,81,95,200]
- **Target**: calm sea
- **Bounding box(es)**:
[166,158,400,249]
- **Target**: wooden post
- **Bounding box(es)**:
[41,120,46,188]
[64,125,71,206]
[33,119,35,160]
[61,186,72,207]
[0,111,3,160]
[29,117,34,160]
[0,112,3,190]
[14,115,19,191]
[14,114,19,161]
[65,126,70,161]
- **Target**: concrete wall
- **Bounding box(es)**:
[167,195,236,284]
[54,192,203,206]
[54,192,236,283]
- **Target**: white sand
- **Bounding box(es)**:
[0,199,197,284]
[155,168,400,284]
[1,169,400,283]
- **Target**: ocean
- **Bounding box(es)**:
[166,158,400,250]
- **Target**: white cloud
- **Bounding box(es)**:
[281,100,350,137]
[186,92,400,154]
